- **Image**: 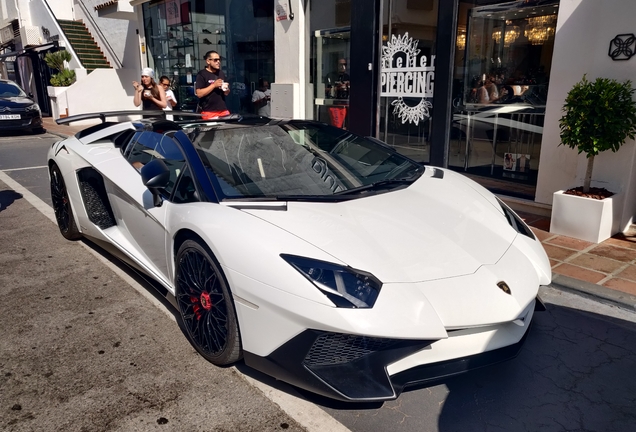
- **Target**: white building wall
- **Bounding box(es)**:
[536,0,636,230]
[74,0,141,69]
[272,0,306,119]
[46,0,75,21]
[1,1,21,26]
[14,0,32,28]
[61,67,139,114]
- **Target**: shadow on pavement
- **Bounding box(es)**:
[79,237,180,321]
[0,190,22,212]
[320,302,636,432]
[71,237,636,432]
[0,129,46,138]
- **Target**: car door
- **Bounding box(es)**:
[99,130,188,286]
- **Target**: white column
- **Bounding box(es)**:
[272,0,307,119]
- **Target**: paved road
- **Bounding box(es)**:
[2,132,636,432]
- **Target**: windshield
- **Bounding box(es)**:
[192,122,423,201]
[0,82,26,98]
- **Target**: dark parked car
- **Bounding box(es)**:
[0,79,44,134]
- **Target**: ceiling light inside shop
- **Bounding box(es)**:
[492,21,520,47]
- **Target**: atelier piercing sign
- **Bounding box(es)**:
[380,33,434,125]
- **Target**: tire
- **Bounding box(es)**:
[175,239,242,365]
[50,164,82,240]
[32,127,46,134]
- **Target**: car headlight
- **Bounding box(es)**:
[495,197,536,240]
[281,254,382,308]
[25,103,40,112]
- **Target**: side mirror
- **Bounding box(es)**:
[141,159,170,206]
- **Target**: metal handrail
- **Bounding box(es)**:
[74,0,123,68]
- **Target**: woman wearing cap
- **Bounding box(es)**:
[133,68,167,110]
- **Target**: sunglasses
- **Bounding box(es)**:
[161,82,170,86]
[208,57,221,62]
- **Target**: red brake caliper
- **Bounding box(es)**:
[190,291,213,321]
[200,292,213,311]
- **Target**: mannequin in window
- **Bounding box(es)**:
[324,58,350,128]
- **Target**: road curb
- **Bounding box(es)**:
[46,130,70,139]
[551,273,636,312]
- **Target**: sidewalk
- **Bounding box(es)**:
[519,211,636,311]
[40,117,636,312]
[42,116,86,138]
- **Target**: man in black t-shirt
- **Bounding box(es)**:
[195,50,231,119]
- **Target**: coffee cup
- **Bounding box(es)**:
[221,81,229,92]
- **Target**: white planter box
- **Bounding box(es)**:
[47,86,67,98]
[47,86,69,119]
[550,190,623,243]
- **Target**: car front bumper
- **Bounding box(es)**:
[243,298,540,402]
[0,111,42,131]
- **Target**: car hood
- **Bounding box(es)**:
[0,97,34,107]
[243,171,516,283]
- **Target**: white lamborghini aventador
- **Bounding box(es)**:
[48,111,551,402]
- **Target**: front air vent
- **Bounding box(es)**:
[77,168,116,229]
[303,333,398,367]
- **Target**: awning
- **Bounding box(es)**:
[0,41,59,62]
[0,50,19,62]
[24,41,59,53]
[129,0,152,6]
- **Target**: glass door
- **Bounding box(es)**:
[313,27,351,128]
[450,0,560,199]
[379,0,439,164]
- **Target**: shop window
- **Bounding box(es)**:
[312,28,351,129]
[252,0,273,17]
[377,0,439,165]
[450,0,560,199]
[335,0,352,27]
[406,0,434,11]
[142,0,274,116]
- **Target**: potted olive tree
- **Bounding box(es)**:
[550,75,636,242]
[44,50,76,118]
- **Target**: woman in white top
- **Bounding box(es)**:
[160,76,178,120]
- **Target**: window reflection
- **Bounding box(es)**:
[142,0,274,116]
[378,0,439,165]
[450,0,559,199]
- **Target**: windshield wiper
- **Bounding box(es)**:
[334,177,415,196]
[334,165,425,196]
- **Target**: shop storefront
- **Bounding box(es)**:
[451,0,558,199]
[139,0,558,200]
[307,0,558,200]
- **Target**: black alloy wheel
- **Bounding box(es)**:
[50,164,81,240]
[175,239,242,365]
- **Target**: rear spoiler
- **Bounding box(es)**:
[56,110,204,125]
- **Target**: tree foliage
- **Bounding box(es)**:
[49,69,76,87]
[44,50,75,87]
[559,75,636,192]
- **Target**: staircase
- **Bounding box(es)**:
[58,20,111,72]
